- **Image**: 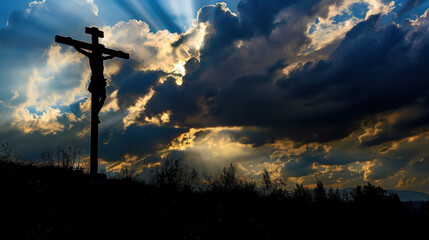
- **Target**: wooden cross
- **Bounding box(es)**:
[55,27,129,177]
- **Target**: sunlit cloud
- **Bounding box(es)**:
[305,0,396,52]
[103,153,161,174]
[26,0,46,15]
[12,105,64,135]
[144,111,171,126]
[9,43,92,134]
[86,0,99,16]
[102,19,206,74]
[123,88,155,129]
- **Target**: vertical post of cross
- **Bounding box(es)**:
[85,27,104,177]
[90,83,99,176]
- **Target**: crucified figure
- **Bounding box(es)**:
[56,27,129,176]
[73,43,114,123]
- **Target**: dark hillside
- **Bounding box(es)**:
[1,160,428,239]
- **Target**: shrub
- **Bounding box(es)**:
[40,146,84,170]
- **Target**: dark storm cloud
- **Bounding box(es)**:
[0,120,90,161]
[236,0,337,36]
[280,154,321,178]
[277,14,429,143]
[360,99,429,147]
[197,3,242,58]
[144,75,202,127]
[411,157,429,173]
[112,62,163,109]
[196,0,334,61]
[144,1,325,132]
[99,124,187,161]
[147,5,429,147]
[366,158,410,181]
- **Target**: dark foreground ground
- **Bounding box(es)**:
[1,161,429,239]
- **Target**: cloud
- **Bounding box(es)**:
[143,2,405,143]
[12,106,64,135]
[115,3,429,191]
[102,19,205,74]
[143,2,429,187]
[305,0,396,52]
[164,126,271,173]
[10,45,88,134]
[86,0,99,16]
[122,87,155,128]
[98,18,207,128]
[397,0,426,17]
[1,0,429,193]
[0,0,107,135]
[98,124,187,161]
[278,13,429,142]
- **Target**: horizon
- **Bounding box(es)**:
[1,0,429,194]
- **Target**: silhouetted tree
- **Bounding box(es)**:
[293,184,312,202]
[313,179,327,203]
[261,169,273,193]
[261,168,287,196]
[212,163,239,191]
[118,165,139,182]
[351,182,400,204]
[0,142,15,162]
[212,163,256,192]
[421,201,429,216]
[148,158,199,191]
[327,187,342,203]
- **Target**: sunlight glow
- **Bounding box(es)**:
[103,153,161,174]
[173,61,186,76]
[127,0,161,30]
[172,60,186,85]
[145,111,171,125]
[175,78,183,86]
[160,0,196,30]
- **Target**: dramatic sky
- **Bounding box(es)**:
[1,0,429,193]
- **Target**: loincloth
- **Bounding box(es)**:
[88,75,107,93]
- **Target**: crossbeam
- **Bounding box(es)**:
[55,35,129,59]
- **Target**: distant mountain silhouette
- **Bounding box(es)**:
[341,188,429,201]
[387,190,429,202]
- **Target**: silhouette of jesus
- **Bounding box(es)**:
[73,43,114,123]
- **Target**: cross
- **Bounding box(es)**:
[55,27,129,177]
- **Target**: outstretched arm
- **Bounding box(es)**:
[73,45,91,57]
[103,54,115,60]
